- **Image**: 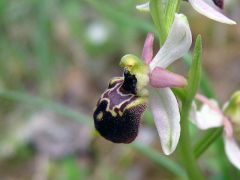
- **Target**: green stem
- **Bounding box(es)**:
[178,36,203,180]
[176,0,182,12]
[179,106,204,180]
[149,1,203,179]
[194,128,223,158]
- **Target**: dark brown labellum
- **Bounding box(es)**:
[184,0,223,9]
[213,0,223,9]
[93,74,147,143]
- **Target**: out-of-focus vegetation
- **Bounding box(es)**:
[0,0,240,179]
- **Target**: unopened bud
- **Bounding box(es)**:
[224,91,240,144]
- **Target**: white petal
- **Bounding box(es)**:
[224,135,240,169]
[150,88,180,155]
[136,2,150,12]
[191,100,224,130]
[189,0,236,25]
[149,13,192,70]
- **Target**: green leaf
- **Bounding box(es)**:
[86,0,156,34]
[194,128,223,158]
[0,90,92,125]
[186,35,202,104]
[172,88,186,102]
[183,53,215,98]
[178,35,204,180]
[165,0,178,33]
[181,38,222,161]
[150,0,167,44]
[183,38,226,177]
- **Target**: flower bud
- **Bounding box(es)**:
[224,91,240,144]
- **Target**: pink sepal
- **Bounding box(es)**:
[150,67,187,88]
[141,33,154,64]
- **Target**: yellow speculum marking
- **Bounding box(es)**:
[126,97,147,109]
[109,77,123,86]
[96,111,104,121]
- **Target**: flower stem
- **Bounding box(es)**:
[179,105,204,180]
[149,1,203,178]
[178,36,204,180]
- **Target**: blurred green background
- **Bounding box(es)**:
[0,0,240,179]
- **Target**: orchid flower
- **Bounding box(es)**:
[94,13,192,155]
[191,92,240,169]
[136,0,236,25]
[141,14,192,155]
[121,13,191,155]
